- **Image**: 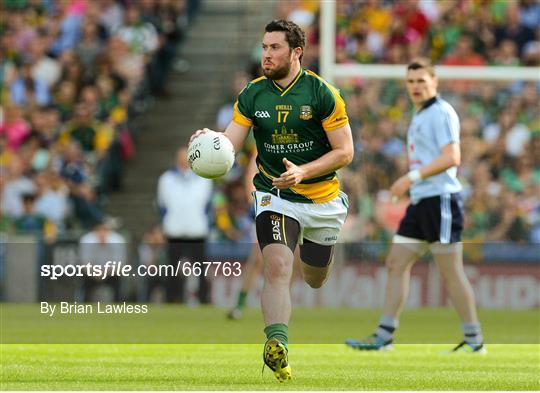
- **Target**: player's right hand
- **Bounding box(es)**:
[189,128,211,144]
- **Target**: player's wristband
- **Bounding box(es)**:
[407,169,422,183]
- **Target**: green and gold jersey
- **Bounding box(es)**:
[232,68,349,204]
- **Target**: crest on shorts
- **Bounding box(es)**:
[299,105,312,120]
[260,195,271,206]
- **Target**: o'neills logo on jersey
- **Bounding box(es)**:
[299,105,312,120]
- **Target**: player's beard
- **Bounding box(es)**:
[262,59,291,80]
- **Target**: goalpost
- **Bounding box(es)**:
[320,0,540,83]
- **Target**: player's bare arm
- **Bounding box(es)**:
[190,121,250,152]
[223,121,251,152]
[272,123,354,189]
[390,142,460,199]
[244,149,258,196]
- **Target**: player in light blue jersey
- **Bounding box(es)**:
[346,58,485,353]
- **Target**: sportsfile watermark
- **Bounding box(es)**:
[40,261,242,280]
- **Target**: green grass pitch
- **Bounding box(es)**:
[1,306,539,390]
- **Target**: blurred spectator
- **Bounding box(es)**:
[107,36,145,94]
[522,35,540,66]
[0,134,15,169]
[393,1,430,38]
[377,118,404,159]
[483,110,530,158]
[140,0,188,96]
[28,34,62,88]
[441,35,487,92]
[13,191,56,242]
[487,190,530,242]
[60,54,85,93]
[18,131,49,173]
[10,62,51,106]
[492,39,520,66]
[495,3,535,56]
[54,80,78,121]
[216,71,249,131]
[34,171,70,232]
[79,219,126,302]
[58,104,93,152]
[58,103,114,156]
[48,1,85,56]
[59,141,104,228]
[157,146,213,303]
[2,155,35,218]
[443,35,486,66]
[98,0,125,35]
[0,104,31,150]
[116,5,158,57]
[75,20,104,79]
[138,225,167,302]
[96,75,119,118]
[210,180,255,245]
[8,10,37,53]
[520,0,540,31]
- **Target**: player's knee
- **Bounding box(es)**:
[301,263,331,289]
[264,253,291,283]
[439,266,466,287]
[303,274,326,289]
[385,255,411,275]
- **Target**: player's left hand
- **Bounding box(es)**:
[389,175,411,200]
[272,158,306,189]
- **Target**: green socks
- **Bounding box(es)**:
[264,323,288,349]
[236,291,247,309]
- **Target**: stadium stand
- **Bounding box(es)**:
[1,0,193,235]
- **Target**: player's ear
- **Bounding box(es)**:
[293,47,302,61]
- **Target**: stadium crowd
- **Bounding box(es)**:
[1,0,194,236]
[273,0,540,69]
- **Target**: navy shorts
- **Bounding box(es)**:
[397,193,464,244]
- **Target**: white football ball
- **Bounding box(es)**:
[187,130,235,179]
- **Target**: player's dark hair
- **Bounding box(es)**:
[265,19,306,63]
[407,57,436,77]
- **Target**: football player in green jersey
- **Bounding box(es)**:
[190,19,354,382]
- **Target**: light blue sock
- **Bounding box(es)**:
[462,322,483,345]
[375,315,399,342]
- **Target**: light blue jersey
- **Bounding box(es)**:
[407,96,462,204]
